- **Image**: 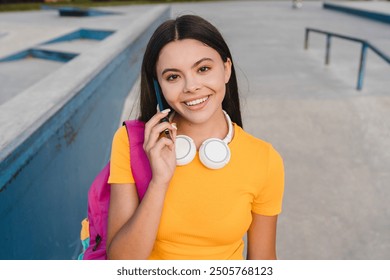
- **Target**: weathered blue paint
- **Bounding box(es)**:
[41,5,121,17]
[0,50,30,62]
[32,49,79,62]
[357,43,368,91]
[42,29,115,45]
[79,29,115,41]
[0,29,114,62]
[0,8,170,260]
[325,34,331,65]
[323,2,390,25]
[0,48,78,63]
[58,7,120,17]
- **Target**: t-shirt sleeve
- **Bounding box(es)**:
[107,125,135,184]
[252,145,284,216]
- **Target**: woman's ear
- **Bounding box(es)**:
[224,58,232,84]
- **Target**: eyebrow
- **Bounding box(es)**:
[161,57,214,76]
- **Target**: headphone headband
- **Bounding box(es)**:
[222,110,233,144]
[175,110,233,169]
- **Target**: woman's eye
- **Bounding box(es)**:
[198,66,210,73]
[167,74,178,81]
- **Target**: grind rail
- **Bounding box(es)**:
[304,27,390,90]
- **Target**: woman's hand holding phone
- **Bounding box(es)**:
[143,109,177,189]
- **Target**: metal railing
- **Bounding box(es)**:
[304,27,390,91]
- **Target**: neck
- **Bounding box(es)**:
[174,110,229,149]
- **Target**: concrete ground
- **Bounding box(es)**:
[169,0,390,260]
[1,1,390,259]
[0,5,151,105]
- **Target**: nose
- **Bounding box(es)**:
[183,74,201,93]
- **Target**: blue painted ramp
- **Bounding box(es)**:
[0,6,170,260]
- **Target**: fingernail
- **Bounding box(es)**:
[161,108,171,114]
[171,123,177,130]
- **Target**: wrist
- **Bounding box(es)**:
[148,179,169,195]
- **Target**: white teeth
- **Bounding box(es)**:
[185,96,208,106]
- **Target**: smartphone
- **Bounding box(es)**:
[153,79,171,138]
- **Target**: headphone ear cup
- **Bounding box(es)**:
[199,138,231,169]
[175,135,197,166]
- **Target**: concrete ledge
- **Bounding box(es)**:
[0,48,79,63]
[41,28,115,45]
[0,5,169,190]
[0,29,115,63]
[0,5,170,259]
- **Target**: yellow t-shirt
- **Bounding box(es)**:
[108,123,284,260]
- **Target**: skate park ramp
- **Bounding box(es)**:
[0,4,170,259]
[1,1,390,259]
[169,0,390,260]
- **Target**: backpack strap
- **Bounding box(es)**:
[123,120,152,201]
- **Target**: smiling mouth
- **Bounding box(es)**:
[184,96,209,106]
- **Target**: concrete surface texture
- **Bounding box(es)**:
[167,0,390,260]
[0,5,151,104]
[0,5,171,259]
[1,1,390,259]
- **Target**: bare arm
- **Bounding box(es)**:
[106,181,168,259]
[106,109,177,259]
[247,213,278,260]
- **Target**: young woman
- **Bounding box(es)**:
[106,15,284,260]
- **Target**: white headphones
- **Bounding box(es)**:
[175,111,233,169]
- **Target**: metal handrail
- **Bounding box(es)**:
[304,27,390,90]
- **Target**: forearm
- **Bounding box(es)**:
[247,249,277,260]
[247,214,278,260]
[107,181,167,259]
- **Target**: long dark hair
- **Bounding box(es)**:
[139,15,242,127]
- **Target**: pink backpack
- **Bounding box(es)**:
[80,120,151,260]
